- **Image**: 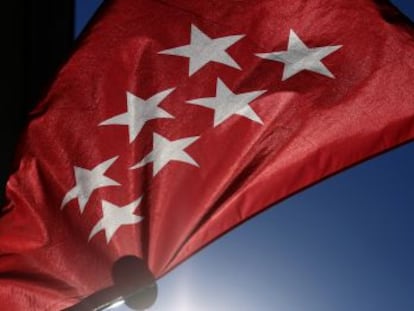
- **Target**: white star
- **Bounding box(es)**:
[61,157,120,213]
[89,198,143,243]
[187,78,267,127]
[130,133,199,176]
[159,24,244,76]
[256,29,342,81]
[99,88,175,143]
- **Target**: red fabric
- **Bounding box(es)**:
[1,0,414,309]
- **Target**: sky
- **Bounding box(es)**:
[75,1,414,310]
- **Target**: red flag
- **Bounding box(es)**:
[1,0,414,309]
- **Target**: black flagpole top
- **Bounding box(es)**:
[66,256,157,311]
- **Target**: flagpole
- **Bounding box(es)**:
[92,283,158,311]
[65,256,158,311]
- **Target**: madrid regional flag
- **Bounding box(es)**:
[1,0,414,309]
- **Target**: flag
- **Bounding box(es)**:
[1,0,414,309]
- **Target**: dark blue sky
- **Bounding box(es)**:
[75,1,414,310]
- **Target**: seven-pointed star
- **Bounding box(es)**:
[187,78,267,127]
[99,88,175,143]
[130,133,200,176]
[159,24,245,76]
[89,198,143,243]
[256,29,342,81]
[61,157,120,213]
